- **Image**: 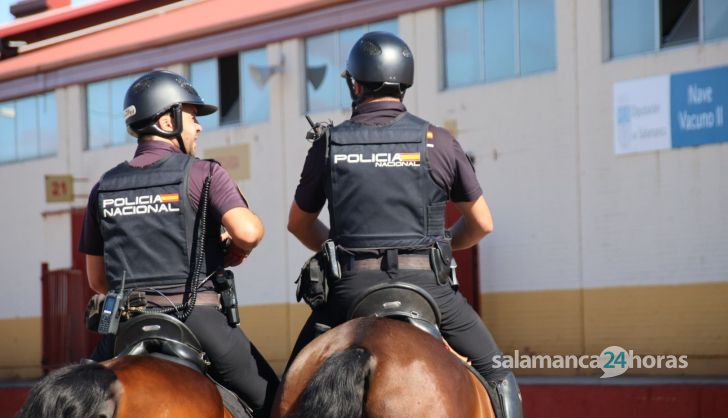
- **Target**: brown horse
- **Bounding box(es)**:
[17,355,235,418]
[272,317,495,418]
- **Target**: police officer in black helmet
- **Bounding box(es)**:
[80,70,279,417]
[287,32,523,418]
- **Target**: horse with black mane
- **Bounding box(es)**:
[272,282,497,418]
[17,312,249,418]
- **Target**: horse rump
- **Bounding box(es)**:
[17,362,118,418]
[298,346,372,418]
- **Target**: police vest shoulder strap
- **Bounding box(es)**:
[322,125,333,163]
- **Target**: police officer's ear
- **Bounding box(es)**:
[156,112,175,133]
[353,81,364,96]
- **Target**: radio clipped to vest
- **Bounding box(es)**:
[97,291,122,334]
[305,115,332,143]
[97,271,129,335]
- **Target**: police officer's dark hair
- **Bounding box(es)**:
[123,70,217,153]
[342,31,414,105]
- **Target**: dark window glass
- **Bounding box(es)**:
[219,54,241,126]
[660,0,699,48]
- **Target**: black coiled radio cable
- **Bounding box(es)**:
[144,169,212,321]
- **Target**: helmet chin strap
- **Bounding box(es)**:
[346,74,406,110]
[133,104,189,154]
[164,104,188,154]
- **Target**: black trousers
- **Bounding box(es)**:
[91,306,279,416]
[287,268,512,383]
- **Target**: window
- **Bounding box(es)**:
[86,74,139,150]
[189,59,219,131]
[661,0,698,48]
[703,0,728,41]
[609,0,656,57]
[610,0,728,59]
[189,47,269,130]
[442,0,556,89]
[304,19,399,112]
[0,92,57,164]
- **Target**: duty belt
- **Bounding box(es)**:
[340,252,431,272]
[145,291,220,307]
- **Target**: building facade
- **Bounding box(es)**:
[0,0,726,379]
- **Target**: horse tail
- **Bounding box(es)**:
[17,362,118,418]
[298,346,372,418]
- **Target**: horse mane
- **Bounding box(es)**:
[17,362,118,418]
[298,347,372,418]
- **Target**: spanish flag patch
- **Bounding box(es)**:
[398,152,421,162]
[159,193,180,203]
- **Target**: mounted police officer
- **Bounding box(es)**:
[79,70,278,417]
[287,32,522,418]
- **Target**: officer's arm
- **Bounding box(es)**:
[86,255,108,294]
[221,207,264,255]
[287,201,329,252]
[450,195,494,251]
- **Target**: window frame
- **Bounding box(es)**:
[187,46,271,131]
[303,19,400,113]
[608,0,727,60]
[440,0,557,91]
[0,91,58,165]
[85,74,140,151]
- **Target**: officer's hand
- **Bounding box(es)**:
[221,232,249,267]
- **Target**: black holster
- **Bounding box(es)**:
[85,294,105,331]
[295,253,328,310]
[430,239,453,285]
[213,270,240,327]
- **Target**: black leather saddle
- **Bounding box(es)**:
[347,282,443,339]
[113,312,209,373]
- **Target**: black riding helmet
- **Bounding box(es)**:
[123,70,217,154]
[342,31,414,104]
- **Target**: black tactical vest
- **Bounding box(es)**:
[97,153,223,290]
[327,112,448,250]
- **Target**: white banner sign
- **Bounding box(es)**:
[613,75,671,155]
